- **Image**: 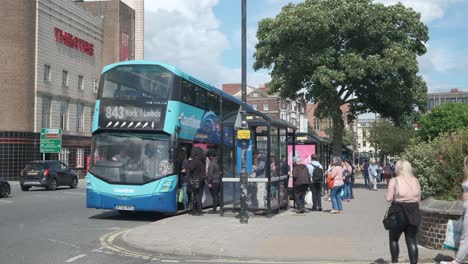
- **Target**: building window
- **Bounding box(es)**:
[263,104,269,111]
[281,100,286,109]
[314,118,320,130]
[59,148,70,166]
[76,148,84,168]
[363,141,367,147]
[92,79,98,93]
[41,96,52,128]
[363,130,366,138]
[252,93,259,98]
[62,70,69,87]
[252,104,258,110]
[60,101,69,131]
[78,75,84,90]
[44,64,51,81]
[76,103,84,132]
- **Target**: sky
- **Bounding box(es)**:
[144,0,468,93]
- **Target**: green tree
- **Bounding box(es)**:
[324,127,354,148]
[254,0,429,156]
[418,103,468,141]
[368,119,415,156]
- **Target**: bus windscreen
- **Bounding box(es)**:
[100,65,174,100]
[89,133,174,185]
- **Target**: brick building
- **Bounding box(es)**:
[0,0,138,180]
[306,103,353,139]
[222,84,308,132]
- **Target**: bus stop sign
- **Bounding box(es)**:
[40,128,62,153]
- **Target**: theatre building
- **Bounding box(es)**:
[0,0,137,180]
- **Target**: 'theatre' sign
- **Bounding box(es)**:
[54,27,94,56]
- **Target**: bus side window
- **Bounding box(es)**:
[182,81,194,105]
[193,85,207,108]
[207,92,220,114]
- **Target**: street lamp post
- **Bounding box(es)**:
[238,0,249,224]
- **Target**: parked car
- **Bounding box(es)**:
[20,160,78,191]
[0,179,10,198]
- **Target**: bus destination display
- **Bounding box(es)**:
[99,103,167,130]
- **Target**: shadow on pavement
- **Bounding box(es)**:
[89,210,169,222]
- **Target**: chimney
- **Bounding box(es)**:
[450,88,460,93]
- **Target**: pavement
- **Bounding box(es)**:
[120,178,457,263]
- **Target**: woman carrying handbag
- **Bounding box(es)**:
[441,155,468,264]
[385,160,421,264]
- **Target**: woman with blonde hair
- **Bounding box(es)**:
[441,155,468,264]
[385,160,421,264]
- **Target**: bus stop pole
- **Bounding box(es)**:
[239,0,248,224]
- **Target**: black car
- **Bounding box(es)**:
[0,179,10,198]
[20,160,78,191]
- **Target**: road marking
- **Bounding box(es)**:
[65,254,86,262]
[161,260,180,263]
[99,229,152,259]
[48,238,80,249]
[63,191,85,195]
[0,200,13,203]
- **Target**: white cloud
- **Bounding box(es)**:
[375,0,460,23]
[144,0,268,89]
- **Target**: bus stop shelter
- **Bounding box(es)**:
[220,110,297,217]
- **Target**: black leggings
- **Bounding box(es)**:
[389,224,418,264]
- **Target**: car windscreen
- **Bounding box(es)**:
[25,163,46,170]
[89,132,174,185]
[100,65,174,101]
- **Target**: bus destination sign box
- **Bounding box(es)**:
[40,128,62,153]
[99,101,167,130]
[237,130,250,139]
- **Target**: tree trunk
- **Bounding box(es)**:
[332,107,344,158]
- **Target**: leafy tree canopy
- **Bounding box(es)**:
[418,103,468,141]
[254,0,429,155]
[368,119,415,156]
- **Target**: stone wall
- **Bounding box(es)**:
[418,198,464,249]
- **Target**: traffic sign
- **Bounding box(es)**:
[40,128,62,153]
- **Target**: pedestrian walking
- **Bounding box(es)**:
[206,150,221,214]
[306,154,323,211]
[329,157,344,214]
[368,159,379,191]
[385,160,422,264]
[441,155,468,264]
[363,159,370,188]
[292,156,311,214]
[383,162,393,184]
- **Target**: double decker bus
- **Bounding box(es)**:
[86,61,249,214]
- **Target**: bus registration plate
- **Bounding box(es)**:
[115,205,135,211]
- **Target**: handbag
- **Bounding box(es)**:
[443,216,464,250]
[327,171,334,189]
[383,178,400,230]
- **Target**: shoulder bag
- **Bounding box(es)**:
[383,178,400,230]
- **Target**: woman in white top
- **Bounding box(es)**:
[385,160,421,264]
[442,155,468,264]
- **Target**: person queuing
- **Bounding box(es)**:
[329,157,345,214]
[292,156,311,214]
[385,160,422,264]
[363,159,370,188]
[307,154,323,211]
[206,150,221,214]
[441,156,468,264]
[342,159,353,201]
[185,147,206,216]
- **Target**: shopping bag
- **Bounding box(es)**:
[339,187,345,197]
[305,190,313,205]
[202,188,207,204]
[178,188,184,203]
[288,176,293,188]
[443,217,463,250]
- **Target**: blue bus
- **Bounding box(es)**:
[86,60,250,214]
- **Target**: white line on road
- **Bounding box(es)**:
[161,260,180,263]
[65,254,86,262]
[62,192,85,195]
[0,200,13,203]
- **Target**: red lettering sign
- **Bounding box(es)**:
[54,27,94,56]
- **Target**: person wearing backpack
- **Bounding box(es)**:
[342,160,353,201]
[307,154,323,211]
